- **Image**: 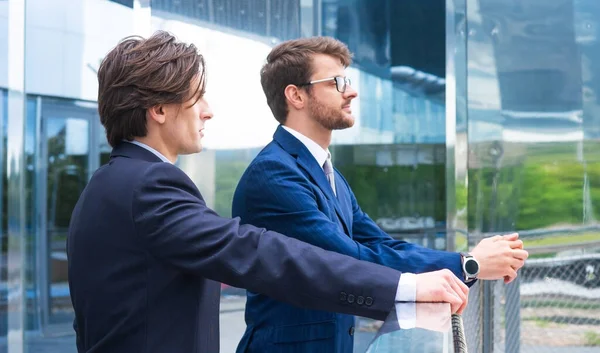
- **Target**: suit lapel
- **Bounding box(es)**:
[274,126,352,234]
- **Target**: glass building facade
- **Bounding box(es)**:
[0,0,598,352]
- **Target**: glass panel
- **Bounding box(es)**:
[43,106,90,330]
[151,0,298,40]
[1,0,27,351]
[25,95,38,333]
[0,89,6,342]
[21,1,151,347]
[446,0,478,350]
[463,0,600,351]
[34,97,97,339]
[364,304,456,353]
[320,0,448,253]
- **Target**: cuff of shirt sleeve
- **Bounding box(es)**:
[395,273,417,302]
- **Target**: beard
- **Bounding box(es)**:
[307,94,354,130]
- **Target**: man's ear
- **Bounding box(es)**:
[147,104,167,124]
[284,84,306,111]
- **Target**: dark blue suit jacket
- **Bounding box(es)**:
[67,142,404,353]
[232,126,464,353]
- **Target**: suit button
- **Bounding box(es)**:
[365,297,373,306]
[340,292,347,302]
[356,296,364,305]
[349,326,355,336]
[347,294,355,303]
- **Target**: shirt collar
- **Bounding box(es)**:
[124,140,173,164]
[281,125,330,168]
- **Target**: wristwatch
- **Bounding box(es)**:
[460,252,480,282]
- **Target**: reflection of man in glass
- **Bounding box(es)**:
[232,36,529,353]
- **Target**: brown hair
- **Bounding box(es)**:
[98,30,205,147]
[260,36,352,124]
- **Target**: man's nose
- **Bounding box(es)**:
[202,106,213,120]
[344,85,358,99]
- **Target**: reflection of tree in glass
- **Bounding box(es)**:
[211,142,600,234]
[214,149,261,218]
[338,163,447,223]
[333,143,447,224]
[467,142,600,232]
[215,161,250,218]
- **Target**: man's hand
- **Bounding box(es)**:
[470,233,529,284]
[415,269,469,315]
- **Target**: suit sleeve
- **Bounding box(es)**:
[233,159,463,280]
[132,162,399,321]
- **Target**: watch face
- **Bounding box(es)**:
[465,259,479,275]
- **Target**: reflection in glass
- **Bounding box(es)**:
[21,1,149,346]
[332,144,447,250]
[44,116,89,329]
[362,303,456,353]
[323,1,449,252]
[25,96,38,333]
[461,0,600,351]
[0,89,6,339]
[152,0,300,41]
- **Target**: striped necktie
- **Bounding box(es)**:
[323,155,337,196]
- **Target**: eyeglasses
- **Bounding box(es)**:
[297,76,352,93]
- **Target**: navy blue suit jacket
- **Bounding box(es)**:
[232,126,464,353]
[67,142,404,353]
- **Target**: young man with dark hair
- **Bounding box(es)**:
[67,31,469,353]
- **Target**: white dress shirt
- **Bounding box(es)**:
[282,126,416,327]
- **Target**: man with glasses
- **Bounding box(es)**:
[232,36,528,353]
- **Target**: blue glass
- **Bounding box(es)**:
[0,89,6,342]
[362,303,458,353]
[24,96,39,333]
[321,1,449,254]
[451,0,600,351]
[1,1,28,352]
[16,0,151,351]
